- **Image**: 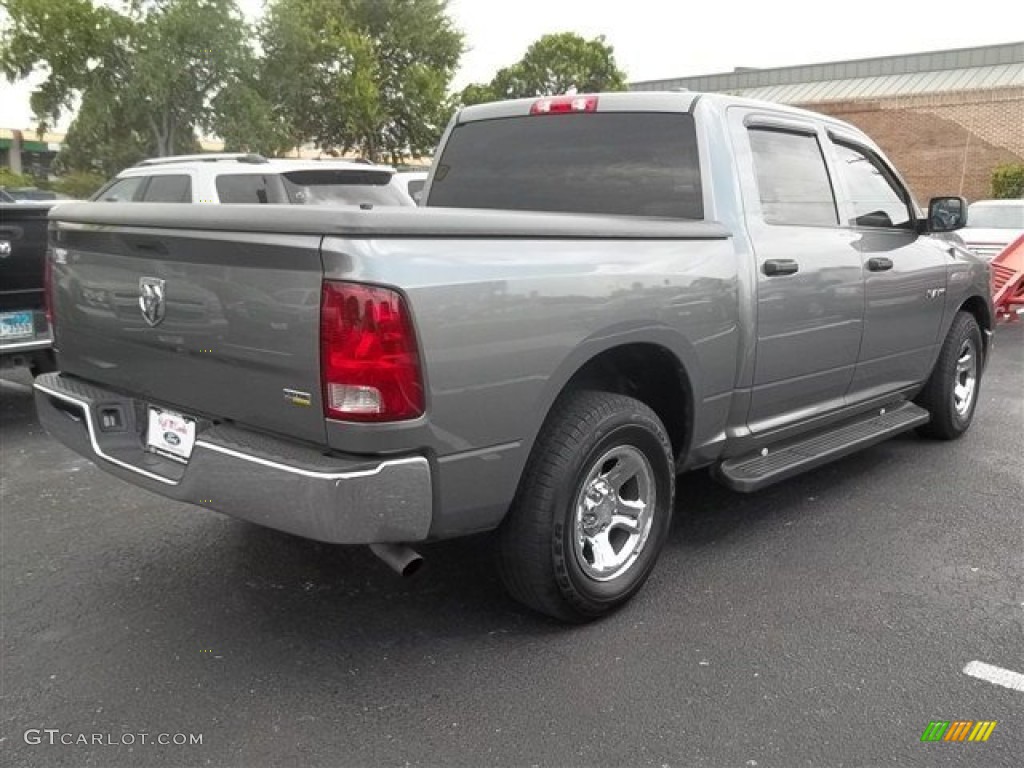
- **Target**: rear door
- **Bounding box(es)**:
[729,109,865,433]
[825,133,947,400]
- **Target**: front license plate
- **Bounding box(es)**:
[0,311,34,340]
[146,407,196,462]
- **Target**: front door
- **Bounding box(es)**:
[730,110,865,434]
[824,135,947,402]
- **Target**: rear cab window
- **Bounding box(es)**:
[427,112,704,219]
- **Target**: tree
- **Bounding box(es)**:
[1,0,257,172]
[991,163,1024,199]
[260,0,464,164]
[460,32,627,106]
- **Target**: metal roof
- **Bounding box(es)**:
[630,42,1024,103]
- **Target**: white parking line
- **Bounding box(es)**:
[963,661,1024,692]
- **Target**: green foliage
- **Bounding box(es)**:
[260,0,464,163]
[2,0,464,168]
[1,0,257,173]
[991,164,1024,200]
[0,167,35,188]
[460,32,627,107]
[51,171,107,199]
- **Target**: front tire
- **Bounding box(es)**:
[497,390,675,622]
[916,311,983,440]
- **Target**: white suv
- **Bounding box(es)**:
[92,154,415,208]
[961,199,1024,261]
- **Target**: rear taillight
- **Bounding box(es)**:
[320,281,424,422]
[530,95,599,115]
[44,248,55,332]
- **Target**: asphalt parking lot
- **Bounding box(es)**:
[2,322,1021,768]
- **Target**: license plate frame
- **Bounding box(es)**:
[0,310,34,340]
[146,406,196,462]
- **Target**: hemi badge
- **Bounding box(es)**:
[283,388,312,407]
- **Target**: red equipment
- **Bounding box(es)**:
[991,233,1024,323]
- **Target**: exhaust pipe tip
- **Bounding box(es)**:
[369,543,424,577]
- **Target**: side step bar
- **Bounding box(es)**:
[714,401,930,493]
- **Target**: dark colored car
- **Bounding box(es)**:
[0,201,57,374]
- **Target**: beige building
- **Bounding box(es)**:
[631,42,1024,202]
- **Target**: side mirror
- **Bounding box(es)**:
[927,196,968,233]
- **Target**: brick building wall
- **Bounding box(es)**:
[803,87,1024,203]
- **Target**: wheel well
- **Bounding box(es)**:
[959,295,992,356]
[562,343,692,460]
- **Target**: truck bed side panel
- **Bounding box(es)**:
[321,235,740,536]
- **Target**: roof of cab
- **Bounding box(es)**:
[454,90,885,156]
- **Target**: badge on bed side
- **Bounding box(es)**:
[283,388,312,407]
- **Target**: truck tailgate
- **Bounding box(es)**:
[50,222,327,444]
[1,203,52,312]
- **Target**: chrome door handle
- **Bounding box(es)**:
[867,257,893,272]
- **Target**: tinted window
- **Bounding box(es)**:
[832,142,912,229]
[216,171,409,207]
[280,170,409,207]
[216,174,288,204]
[95,176,146,202]
[142,174,192,203]
[428,113,703,219]
[748,129,837,227]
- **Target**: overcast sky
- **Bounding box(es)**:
[0,0,1018,131]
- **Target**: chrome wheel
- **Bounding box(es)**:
[952,338,978,418]
[572,445,656,582]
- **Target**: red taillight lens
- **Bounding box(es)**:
[530,95,599,115]
[320,281,424,422]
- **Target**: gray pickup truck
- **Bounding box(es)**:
[35,92,992,621]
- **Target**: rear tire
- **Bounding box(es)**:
[915,311,983,440]
[497,390,674,622]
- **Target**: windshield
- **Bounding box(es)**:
[967,203,1024,229]
[428,112,703,219]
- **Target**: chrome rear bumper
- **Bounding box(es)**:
[33,373,432,544]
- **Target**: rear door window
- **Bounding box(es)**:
[216,174,288,204]
[428,112,703,219]
[141,174,192,203]
[748,128,838,227]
